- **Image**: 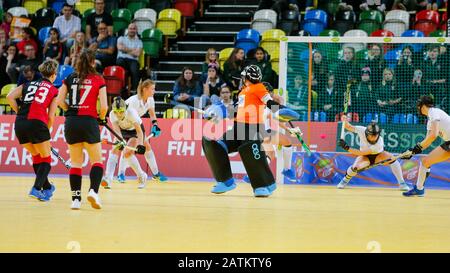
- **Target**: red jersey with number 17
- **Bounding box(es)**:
[17,79,59,124]
[63,73,105,118]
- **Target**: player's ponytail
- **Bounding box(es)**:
[75,49,97,91]
[137,79,155,100]
[38,59,59,79]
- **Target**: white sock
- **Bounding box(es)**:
[282,146,293,170]
[389,160,405,184]
[416,163,429,190]
[344,166,357,182]
[104,153,118,180]
[145,150,159,175]
[118,153,128,175]
[126,155,145,178]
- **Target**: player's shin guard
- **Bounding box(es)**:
[104,153,118,181]
[238,140,275,189]
[416,163,430,190]
[126,155,145,177]
[282,145,293,170]
[390,160,405,184]
[202,137,233,183]
[70,167,82,201]
[144,150,159,175]
[344,166,357,183]
[90,163,104,193]
[33,156,51,190]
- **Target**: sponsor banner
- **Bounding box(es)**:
[289,121,337,152]
[285,151,450,188]
[336,123,443,153]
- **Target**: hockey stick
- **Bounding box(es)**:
[340,79,356,139]
[145,133,155,141]
[356,150,413,173]
[102,122,127,143]
[288,121,311,156]
[101,139,138,152]
[51,147,71,169]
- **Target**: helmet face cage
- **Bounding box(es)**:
[112,97,126,113]
[365,122,381,145]
[243,65,262,84]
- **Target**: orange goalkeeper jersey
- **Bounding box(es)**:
[235,82,271,124]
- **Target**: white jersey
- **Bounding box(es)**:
[109,107,142,131]
[355,126,384,154]
[125,95,155,117]
[427,108,450,141]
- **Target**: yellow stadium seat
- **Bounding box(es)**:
[270,50,279,75]
[155,8,181,37]
[163,108,190,119]
[260,29,285,57]
[139,51,145,69]
[0,84,17,113]
[75,1,94,14]
[23,0,46,14]
[218,47,234,71]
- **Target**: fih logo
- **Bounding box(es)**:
[252,143,261,160]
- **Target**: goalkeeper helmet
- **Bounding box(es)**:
[416,95,434,116]
[365,122,381,145]
[241,65,262,84]
[112,96,127,113]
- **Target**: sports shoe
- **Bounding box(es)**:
[29,187,47,201]
[267,183,277,194]
[43,183,56,199]
[101,177,112,189]
[398,181,410,191]
[137,173,148,189]
[211,178,236,194]
[87,189,102,209]
[282,169,296,181]
[242,175,250,183]
[116,173,126,183]
[152,172,168,182]
[254,187,271,197]
[71,199,81,210]
[402,185,425,197]
[337,179,349,189]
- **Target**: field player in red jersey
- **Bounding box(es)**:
[56,49,108,210]
[6,59,60,202]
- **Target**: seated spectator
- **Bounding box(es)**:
[395,45,415,90]
[423,44,448,111]
[287,74,308,111]
[202,48,219,76]
[88,22,116,71]
[350,67,375,116]
[202,63,225,105]
[360,0,389,12]
[376,68,402,115]
[0,44,16,87]
[317,73,342,121]
[223,47,245,90]
[365,44,386,88]
[392,0,429,11]
[403,68,427,113]
[251,47,275,86]
[117,23,143,93]
[7,44,40,83]
[53,3,81,52]
[312,49,328,92]
[173,67,203,108]
[66,31,86,67]
[0,12,12,41]
[85,0,113,41]
[334,46,358,90]
[219,85,234,112]
[16,27,39,56]
[43,28,63,63]
[17,65,42,86]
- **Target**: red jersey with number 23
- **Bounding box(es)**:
[17,79,59,124]
[63,73,105,118]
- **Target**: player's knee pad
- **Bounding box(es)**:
[238,140,275,189]
[202,137,232,182]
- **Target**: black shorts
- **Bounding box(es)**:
[15,117,50,144]
[121,124,145,142]
[441,141,450,152]
[64,116,100,145]
[366,153,381,165]
[220,122,265,153]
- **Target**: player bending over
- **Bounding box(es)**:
[402,95,450,197]
[6,60,59,201]
[119,79,167,182]
[337,116,410,190]
[101,97,147,189]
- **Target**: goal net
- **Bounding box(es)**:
[278,36,450,155]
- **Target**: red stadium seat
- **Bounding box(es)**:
[103,66,126,102]
[414,21,437,36]
[174,0,196,17]
[415,10,440,25]
[441,13,447,31]
[370,29,394,37]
